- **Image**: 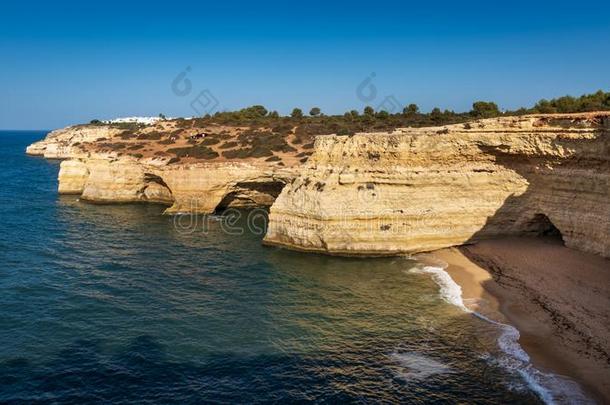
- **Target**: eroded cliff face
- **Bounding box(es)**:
[58,157,294,213]
[28,114,610,258]
[28,122,300,213]
[26,126,123,158]
[264,113,610,258]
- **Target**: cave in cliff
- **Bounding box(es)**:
[526,213,564,242]
[214,181,286,212]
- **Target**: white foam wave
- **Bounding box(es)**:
[408,264,593,405]
[391,352,454,382]
[410,265,468,310]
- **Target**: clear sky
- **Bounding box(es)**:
[2,0,610,129]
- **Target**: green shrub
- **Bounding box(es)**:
[137,132,163,140]
[271,123,294,135]
[200,137,221,146]
[110,122,144,131]
[222,148,250,159]
[250,145,274,158]
[337,127,352,135]
[168,146,219,159]
[470,101,500,118]
[173,118,192,129]
[219,141,239,149]
[98,142,126,150]
[403,104,419,115]
[118,131,135,140]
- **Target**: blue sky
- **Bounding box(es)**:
[2,0,610,129]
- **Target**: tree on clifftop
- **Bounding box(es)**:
[376,110,389,119]
[403,104,419,115]
[291,108,303,118]
[530,90,610,113]
[430,107,443,123]
[470,101,501,118]
[240,105,268,118]
[309,107,321,116]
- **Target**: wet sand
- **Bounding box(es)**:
[431,237,610,403]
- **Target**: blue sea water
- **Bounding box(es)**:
[0,131,557,403]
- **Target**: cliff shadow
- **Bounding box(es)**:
[463,122,609,249]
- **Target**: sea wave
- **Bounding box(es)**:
[391,352,454,382]
[408,264,593,405]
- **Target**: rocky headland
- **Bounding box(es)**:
[264,113,610,258]
[26,119,307,213]
[28,113,609,258]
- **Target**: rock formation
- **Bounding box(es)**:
[263,113,610,258]
[27,113,610,258]
[52,156,295,213]
[57,157,292,212]
[27,123,298,213]
[26,125,124,158]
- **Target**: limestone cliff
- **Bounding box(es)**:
[27,120,303,213]
[26,126,123,158]
[263,113,610,258]
[58,157,294,213]
[27,113,610,258]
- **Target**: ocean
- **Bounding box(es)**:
[0,131,583,403]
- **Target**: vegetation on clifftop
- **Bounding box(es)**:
[88,90,610,137]
[160,90,610,136]
[81,90,609,164]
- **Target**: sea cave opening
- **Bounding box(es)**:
[214,181,286,214]
[526,213,564,243]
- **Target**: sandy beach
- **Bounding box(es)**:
[431,237,610,403]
